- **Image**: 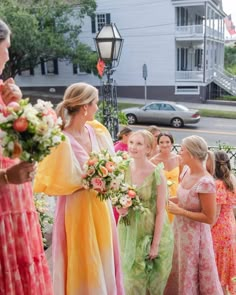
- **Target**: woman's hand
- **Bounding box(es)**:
[149,243,159,260]
[1,78,22,105]
[168,200,183,216]
[116,207,128,217]
[5,161,36,184]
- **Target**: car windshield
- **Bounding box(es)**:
[176,104,189,111]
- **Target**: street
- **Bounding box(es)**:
[128,117,236,147]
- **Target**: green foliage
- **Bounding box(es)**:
[199,109,236,119]
[96,102,128,126]
[0,0,97,78]
[224,46,236,75]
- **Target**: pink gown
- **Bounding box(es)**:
[164,176,223,295]
[211,179,236,294]
[0,93,53,294]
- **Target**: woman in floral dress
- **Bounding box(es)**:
[211,151,236,295]
[164,135,223,295]
[0,19,53,294]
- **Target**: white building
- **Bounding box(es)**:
[16,0,236,102]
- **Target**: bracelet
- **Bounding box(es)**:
[3,170,9,184]
[183,209,190,218]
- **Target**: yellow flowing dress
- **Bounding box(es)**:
[34,121,124,295]
[164,167,179,223]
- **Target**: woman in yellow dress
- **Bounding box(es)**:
[34,82,124,295]
[151,132,182,222]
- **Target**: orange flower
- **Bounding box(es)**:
[98,166,108,177]
[105,161,115,172]
[88,157,98,166]
[12,141,22,158]
[128,189,136,198]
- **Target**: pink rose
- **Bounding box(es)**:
[91,177,106,192]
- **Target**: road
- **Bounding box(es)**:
[129,117,236,147]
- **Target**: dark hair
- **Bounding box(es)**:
[214,150,234,191]
[117,127,132,140]
[157,132,174,144]
[0,19,11,43]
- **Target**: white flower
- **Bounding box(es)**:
[7,141,14,151]
[52,135,62,144]
[120,196,128,206]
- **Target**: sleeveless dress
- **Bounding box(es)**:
[164,166,179,223]
[211,179,236,294]
[118,164,174,295]
[34,121,124,295]
[0,92,53,294]
[164,176,223,295]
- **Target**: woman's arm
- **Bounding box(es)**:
[168,192,216,224]
[211,204,221,227]
[149,171,167,260]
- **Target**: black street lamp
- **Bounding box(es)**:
[95,23,123,141]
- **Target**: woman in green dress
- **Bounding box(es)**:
[118,130,174,295]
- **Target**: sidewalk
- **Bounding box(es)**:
[117,97,236,111]
[23,90,236,112]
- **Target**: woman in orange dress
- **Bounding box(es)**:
[0,19,53,294]
[211,151,236,295]
[151,132,181,223]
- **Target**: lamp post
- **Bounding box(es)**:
[95,23,123,141]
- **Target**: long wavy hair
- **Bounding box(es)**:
[214,150,234,192]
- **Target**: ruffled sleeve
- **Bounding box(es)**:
[196,177,216,194]
[33,137,82,196]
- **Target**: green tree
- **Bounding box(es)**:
[0,0,98,79]
[224,46,236,74]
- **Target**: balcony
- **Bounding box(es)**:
[176,25,224,40]
[176,70,203,82]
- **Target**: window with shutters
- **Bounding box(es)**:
[41,58,58,75]
[91,13,111,33]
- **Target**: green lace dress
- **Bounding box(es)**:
[118,164,174,295]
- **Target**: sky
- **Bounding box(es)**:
[222,0,235,21]
[222,0,236,38]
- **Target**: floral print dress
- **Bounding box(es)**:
[211,179,236,294]
[164,176,223,295]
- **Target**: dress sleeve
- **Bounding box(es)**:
[196,177,216,194]
[33,137,83,196]
[154,162,165,186]
[87,120,115,155]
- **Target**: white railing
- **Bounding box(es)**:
[176,25,224,40]
[176,25,203,36]
[176,70,203,81]
[213,67,236,95]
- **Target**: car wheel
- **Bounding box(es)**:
[171,117,183,128]
[126,114,137,125]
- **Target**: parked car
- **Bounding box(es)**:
[122,101,200,128]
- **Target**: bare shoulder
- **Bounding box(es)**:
[150,153,162,164]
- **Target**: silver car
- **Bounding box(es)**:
[122,102,200,128]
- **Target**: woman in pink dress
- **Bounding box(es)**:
[0,19,53,294]
[211,151,236,295]
[164,135,223,295]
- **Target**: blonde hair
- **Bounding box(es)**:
[129,130,154,152]
[182,135,208,161]
[0,19,11,42]
[146,125,161,135]
[206,150,215,175]
[56,82,98,129]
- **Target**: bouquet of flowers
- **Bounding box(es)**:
[82,150,130,201]
[111,184,145,225]
[0,98,65,162]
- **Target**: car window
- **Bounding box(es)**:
[175,104,189,111]
[160,104,175,111]
[145,104,160,110]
